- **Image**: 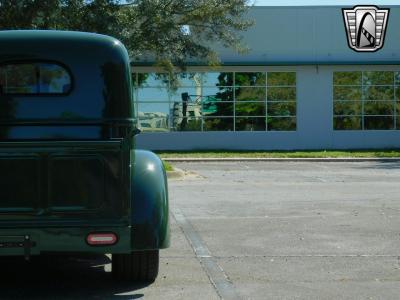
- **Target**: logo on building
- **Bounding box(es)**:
[342,5,389,52]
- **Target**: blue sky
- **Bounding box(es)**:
[252,0,399,5]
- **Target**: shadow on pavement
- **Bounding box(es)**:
[0,254,147,299]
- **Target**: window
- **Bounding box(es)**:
[0,62,71,94]
[133,71,297,132]
[333,71,399,130]
[266,72,296,131]
[135,73,171,132]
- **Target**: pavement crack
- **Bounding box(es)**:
[171,209,242,300]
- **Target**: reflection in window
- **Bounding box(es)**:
[137,88,170,102]
[364,101,393,115]
[334,116,362,130]
[267,117,296,131]
[333,86,362,100]
[267,87,296,101]
[203,73,233,87]
[268,102,296,116]
[334,72,362,85]
[268,72,296,86]
[333,71,399,130]
[235,87,265,102]
[395,72,400,85]
[236,117,266,131]
[203,101,233,116]
[364,116,394,130]
[363,71,393,85]
[176,73,202,87]
[134,73,169,88]
[172,117,202,131]
[204,117,234,131]
[236,102,265,116]
[235,72,266,86]
[134,71,296,132]
[334,101,362,116]
[364,86,394,100]
[0,62,71,94]
[137,102,170,132]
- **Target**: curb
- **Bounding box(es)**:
[166,168,185,179]
[163,157,400,163]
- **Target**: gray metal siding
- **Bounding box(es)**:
[211,6,400,65]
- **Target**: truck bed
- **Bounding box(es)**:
[0,140,131,227]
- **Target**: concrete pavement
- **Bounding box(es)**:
[167,161,400,299]
[0,161,399,299]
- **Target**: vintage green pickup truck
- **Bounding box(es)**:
[0,30,169,282]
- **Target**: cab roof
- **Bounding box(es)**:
[0,30,120,47]
[0,30,129,65]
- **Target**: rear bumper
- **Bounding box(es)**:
[0,226,132,256]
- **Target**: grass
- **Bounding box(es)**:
[157,150,400,159]
[162,160,174,171]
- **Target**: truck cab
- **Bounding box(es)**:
[0,30,169,282]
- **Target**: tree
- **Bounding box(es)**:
[0,0,253,68]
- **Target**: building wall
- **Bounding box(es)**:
[134,5,400,150]
[137,5,400,66]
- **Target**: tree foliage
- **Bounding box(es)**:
[0,0,253,68]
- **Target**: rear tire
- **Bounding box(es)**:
[112,250,159,282]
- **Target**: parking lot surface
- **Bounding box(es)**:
[1,161,399,299]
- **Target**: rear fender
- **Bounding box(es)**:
[131,150,170,250]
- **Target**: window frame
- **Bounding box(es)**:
[0,60,74,96]
[333,70,400,131]
[133,70,297,132]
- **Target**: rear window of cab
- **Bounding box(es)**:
[0,62,72,95]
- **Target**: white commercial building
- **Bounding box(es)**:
[134,4,400,150]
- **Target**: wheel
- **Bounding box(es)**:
[112,250,159,282]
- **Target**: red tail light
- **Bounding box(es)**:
[86,233,118,246]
